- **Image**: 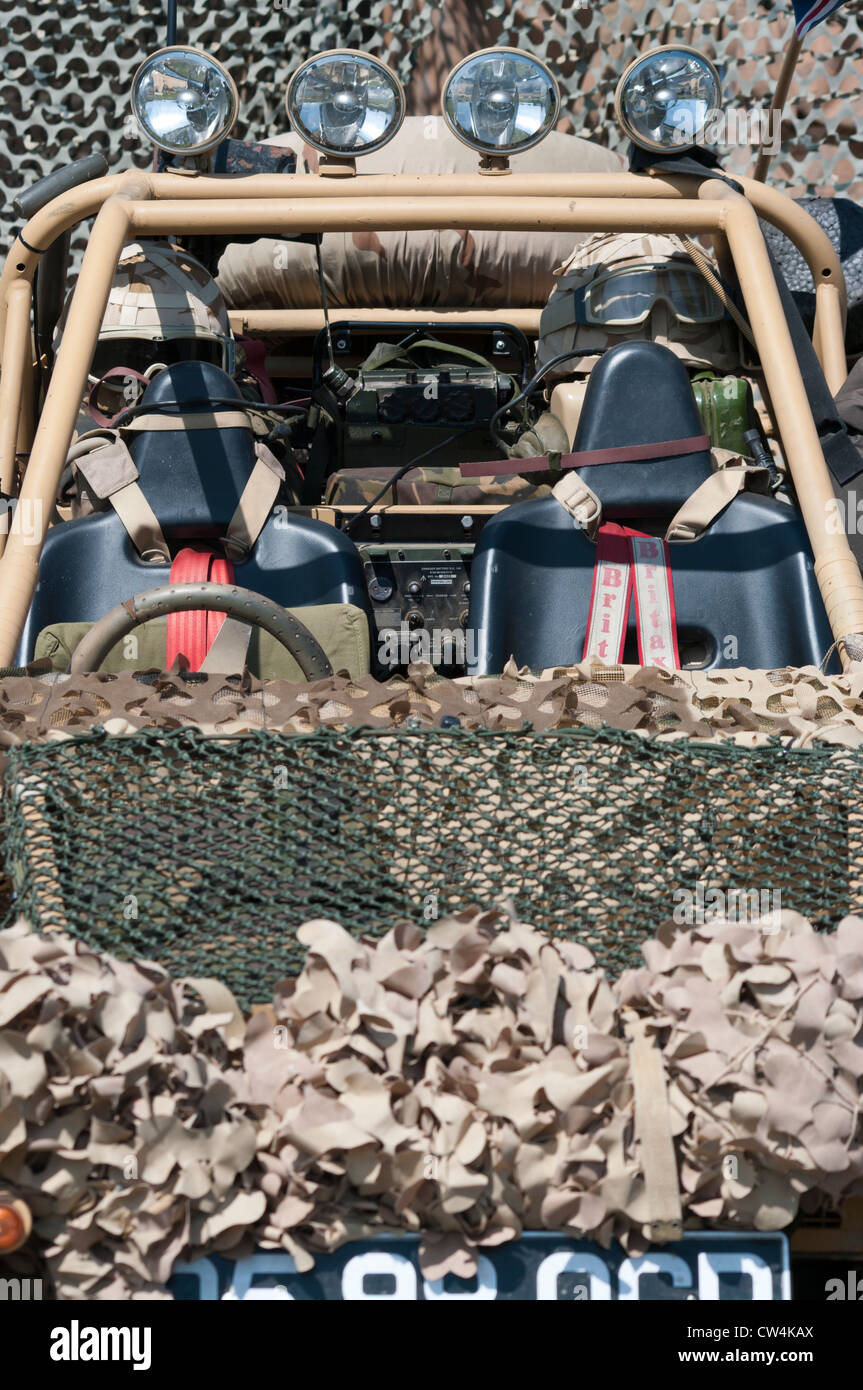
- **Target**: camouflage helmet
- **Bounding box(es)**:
[55,240,235,416]
[536,231,741,377]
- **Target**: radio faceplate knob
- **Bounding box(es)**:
[368,575,394,602]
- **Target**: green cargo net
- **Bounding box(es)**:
[1,726,857,1011]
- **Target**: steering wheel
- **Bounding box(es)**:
[69,581,333,680]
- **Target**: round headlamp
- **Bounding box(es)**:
[614,46,721,153]
[285,50,405,158]
[441,48,559,156]
[131,47,238,156]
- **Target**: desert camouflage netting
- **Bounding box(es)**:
[2,707,861,1007]
[3,657,863,1012]
[1,660,863,748]
[4,0,863,258]
[0,907,861,1298]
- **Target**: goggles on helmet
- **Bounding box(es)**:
[90,336,226,383]
[571,260,728,328]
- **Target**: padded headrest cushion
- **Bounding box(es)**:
[131,362,255,535]
[570,340,713,518]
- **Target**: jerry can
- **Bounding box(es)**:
[691,373,760,455]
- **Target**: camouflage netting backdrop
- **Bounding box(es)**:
[3,0,863,259]
[0,907,861,1298]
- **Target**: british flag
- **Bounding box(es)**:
[793,0,846,38]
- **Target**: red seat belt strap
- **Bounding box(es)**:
[629,531,680,671]
[583,523,680,670]
[165,547,236,671]
[582,523,633,664]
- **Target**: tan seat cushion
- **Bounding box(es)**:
[217,118,625,312]
[34,603,371,681]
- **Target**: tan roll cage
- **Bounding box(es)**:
[0,166,860,669]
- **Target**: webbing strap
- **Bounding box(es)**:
[630,532,680,669]
[663,465,767,542]
[237,336,277,405]
[71,433,169,563]
[70,428,284,564]
[87,367,152,428]
[460,434,710,477]
[223,442,284,560]
[551,471,602,538]
[565,434,711,469]
[583,523,680,670]
[460,455,550,477]
[625,1012,683,1243]
[123,411,253,432]
[583,523,632,663]
[166,548,236,671]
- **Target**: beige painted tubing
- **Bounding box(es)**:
[0,183,141,663]
[734,173,847,392]
[0,280,32,553]
[0,170,846,352]
[712,182,863,653]
[0,173,857,665]
[812,282,848,394]
[128,195,723,238]
[229,307,542,335]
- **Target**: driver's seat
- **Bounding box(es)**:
[21,363,374,677]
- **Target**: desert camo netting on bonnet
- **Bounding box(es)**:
[1,903,862,1297]
[1,661,863,1010]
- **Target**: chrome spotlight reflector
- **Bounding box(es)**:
[285,50,405,157]
[131,47,238,155]
[441,47,559,156]
[614,46,722,153]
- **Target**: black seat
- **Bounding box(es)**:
[20,363,373,662]
[467,341,833,673]
[565,339,714,517]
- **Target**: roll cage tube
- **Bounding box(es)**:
[0,170,845,348]
[0,167,859,670]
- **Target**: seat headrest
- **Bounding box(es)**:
[570,340,713,517]
[139,361,243,411]
[131,362,255,535]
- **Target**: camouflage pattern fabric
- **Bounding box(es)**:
[0,905,861,1297]
[324,465,551,506]
[537,232,743,378]
[54,240,235,417]
[2,659,863,750]
[55,241,232,356]
[159,137,299,177]
[216,118,625,313]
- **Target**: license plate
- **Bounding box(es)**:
[170,1232,790,1301]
